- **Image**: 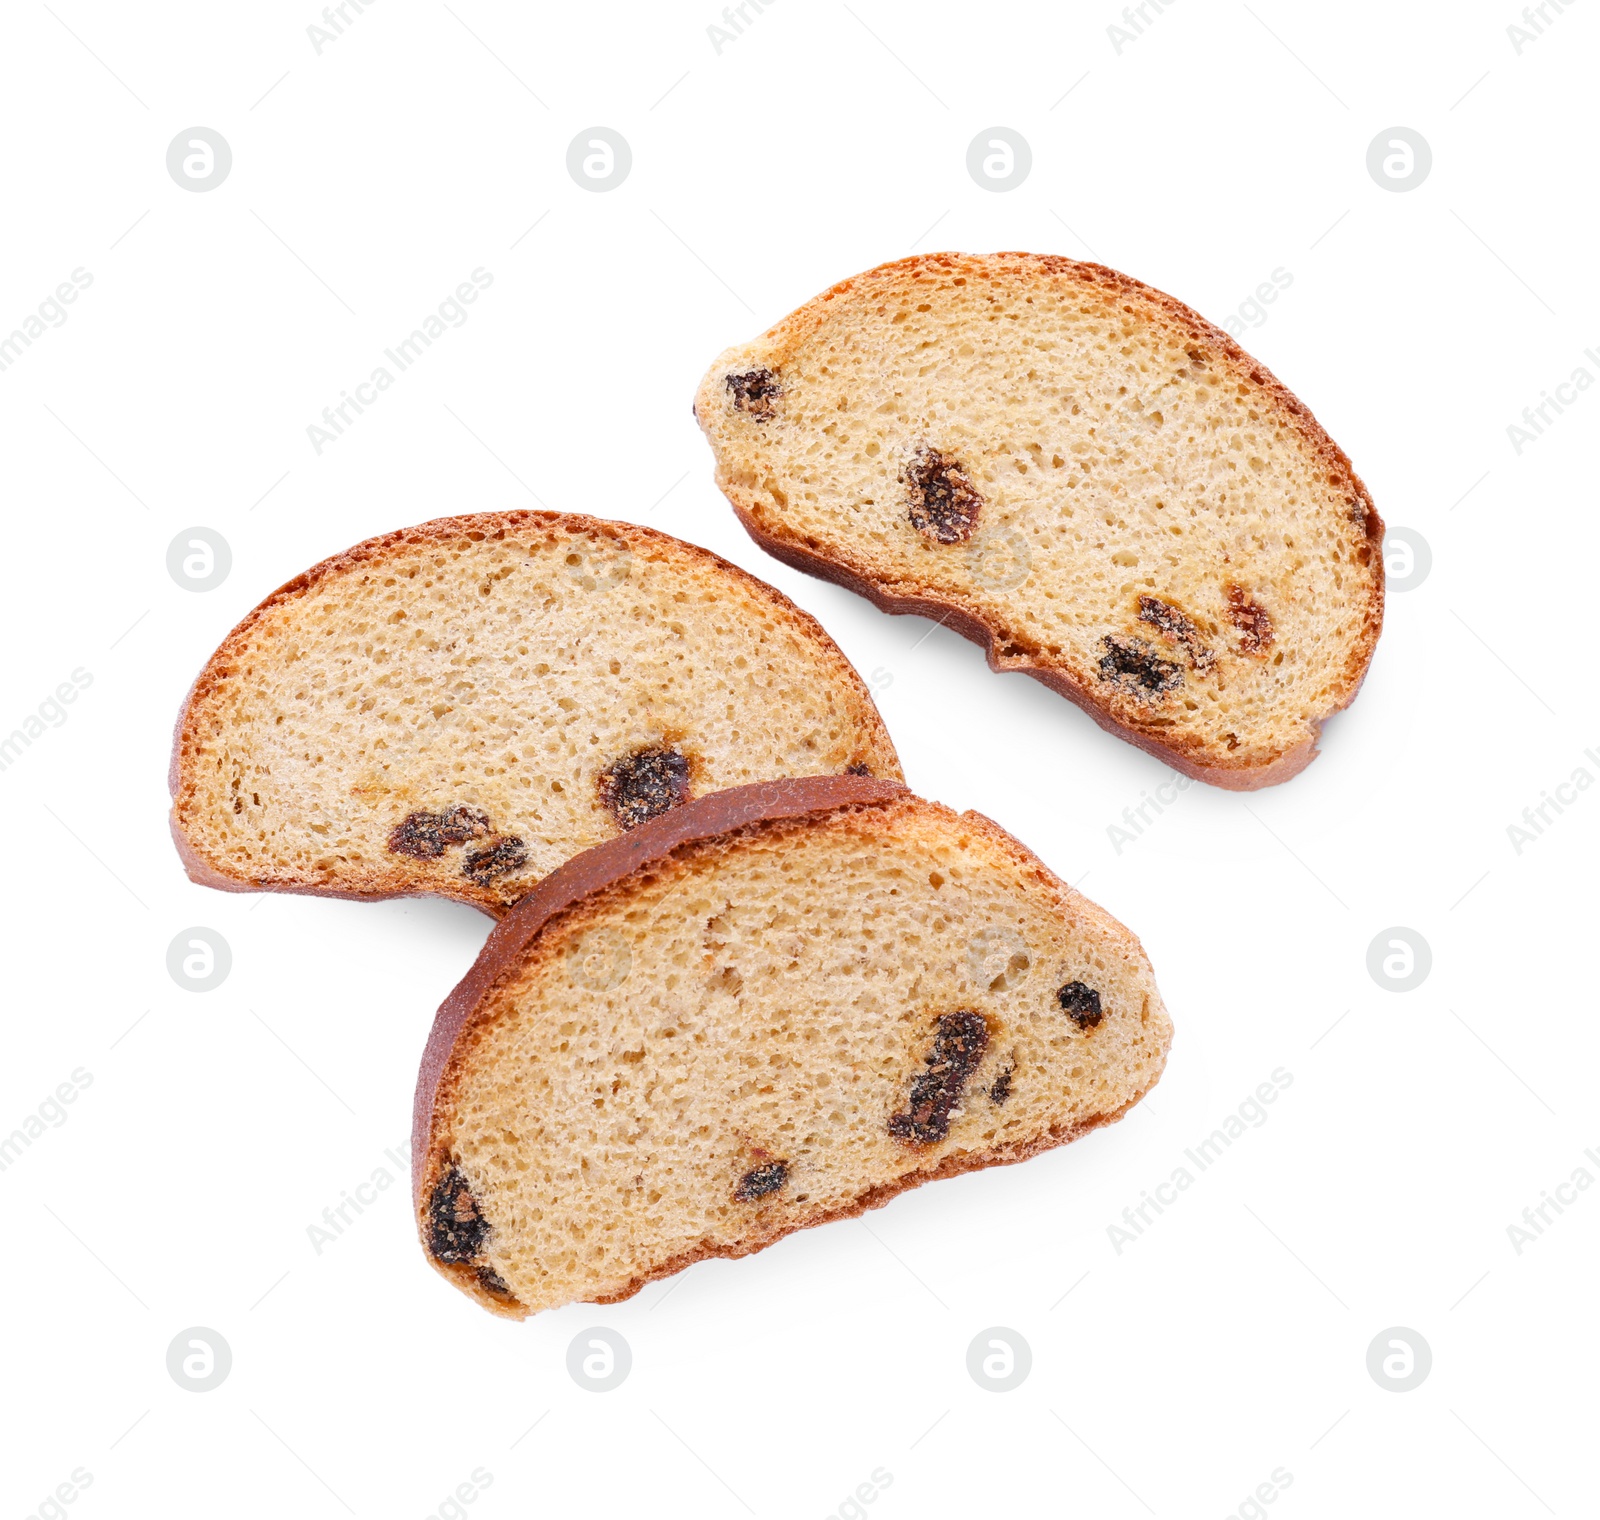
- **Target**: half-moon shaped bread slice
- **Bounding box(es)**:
[411,776,1171,1317]
[170,512,900,915]
[695,252,1384,788]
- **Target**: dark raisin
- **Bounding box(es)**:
[476,1264,514,1297]
[726,369,782,419]
[1226,585,1274,655]
[1057,981,1103,1030]
[1097,635,1183,699]
[427,1164,491,1263]
[989,1062,1014,1105]
[888,1011,990,1146]
[388,806,492,859]
[461,836,528,885]
[904,447,982,544]
[599,746,692,830]
[733,1160,790,1201]
[1137,595,1215,672]
[844,761,873,777]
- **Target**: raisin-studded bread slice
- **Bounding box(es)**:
[412,775,1171,1318]
[695,253,1385,789]
[170,512,900,916]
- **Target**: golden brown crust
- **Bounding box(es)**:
[412,776,1168,1319]
[168,510,902,915]
[697,252,1385,791]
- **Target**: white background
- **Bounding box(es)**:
[1,1,1596,1515]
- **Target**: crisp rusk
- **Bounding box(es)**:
[412,776,1171,1317]
[696,252,1384,788]
[170,512,900,915]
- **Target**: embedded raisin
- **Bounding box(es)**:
[461,836,528,885]
[888,1011,990,1145]
[1226,585,1275,655]
[388,806,491,859]
[1057,981,1103,1030]
[476,1264,514,1297]
[599,746,692,830]
[726,368,782,419]
[733,1160,790,1201]
[1138,595,1215,672]
[1097,635,1183,699]
[427,1165,491,1263]
[904,447,982,544]
[989,1062,1015,1105]
[844,762,873,777]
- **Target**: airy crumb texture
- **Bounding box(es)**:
[419,790,1170,1317]
[694,252,1385,788]
[170,512,901,914]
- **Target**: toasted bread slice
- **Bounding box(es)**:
[695,253,1384,788]
[170,512,900,915]
[412,776,1171,1318]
